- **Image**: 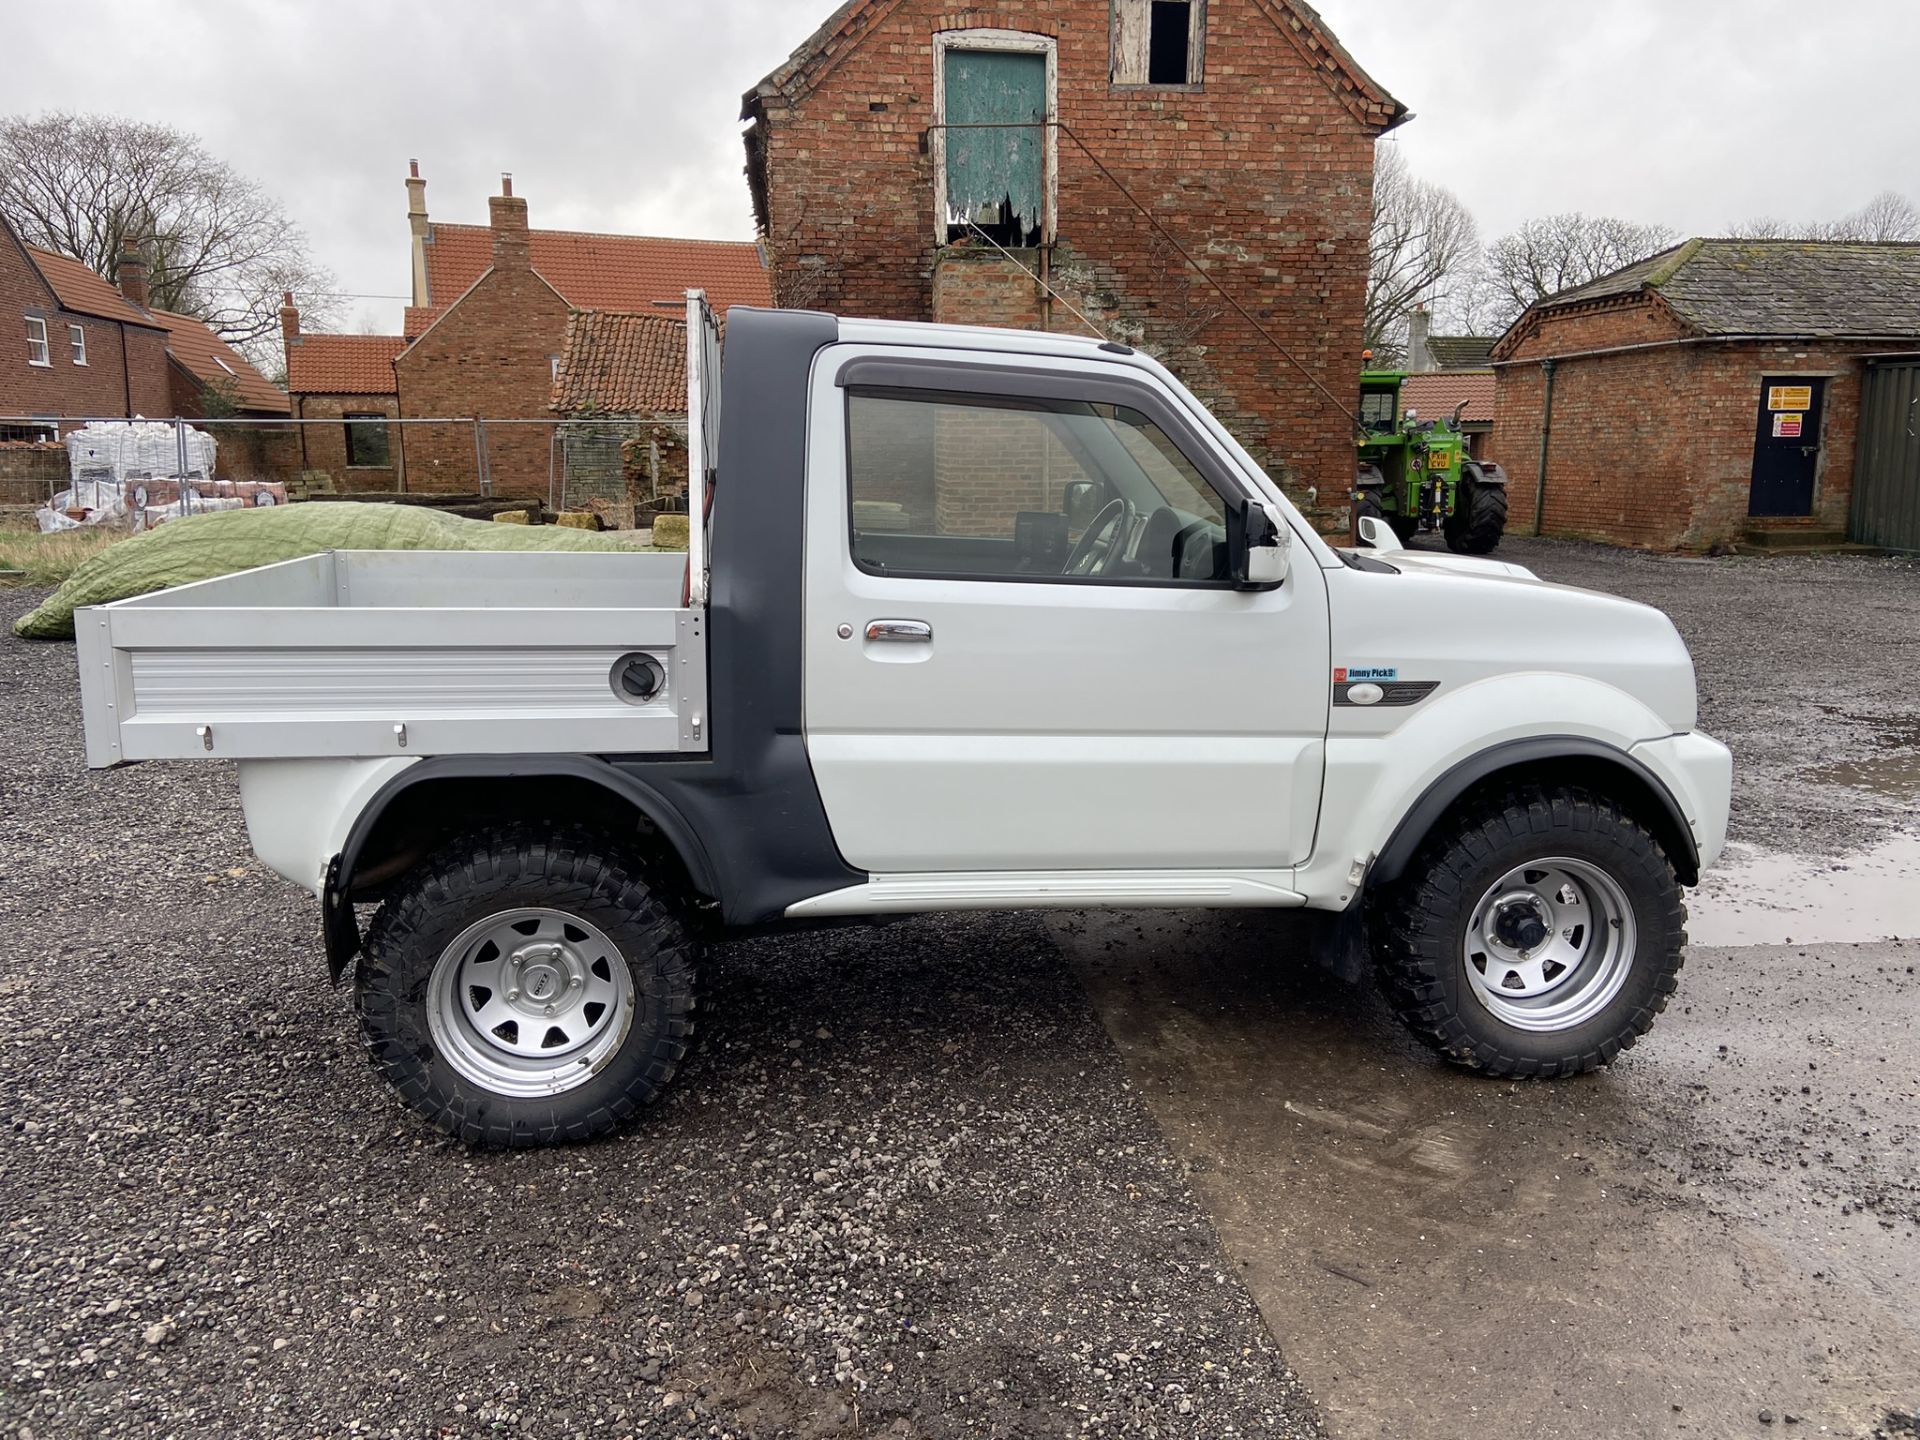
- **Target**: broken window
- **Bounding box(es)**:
[343,413,391,468]
[1112,0,1205,87]
[939,43,1049,246]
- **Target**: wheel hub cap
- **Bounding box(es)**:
[425,907,636,1097]
[1463,859,1638,1032]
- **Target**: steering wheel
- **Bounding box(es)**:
[1063,497,1137,577]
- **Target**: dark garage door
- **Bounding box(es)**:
[1851,359,1920,553]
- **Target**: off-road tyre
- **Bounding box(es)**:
[1371,785,1685,1077]
[357,826,696,1147]
[1444,478,1507,555]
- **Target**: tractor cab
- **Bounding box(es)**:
[1358,370,1404,438]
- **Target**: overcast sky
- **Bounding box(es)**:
[12,1,1919,335]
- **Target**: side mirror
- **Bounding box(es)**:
[1355,513,1402,552]
[1062,480,1101,530]
[1229,498,1289,589]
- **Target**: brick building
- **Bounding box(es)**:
[548,308,692,525]
[741,0,1405,505]
[4,216,171,434]
[283,166,771,500]
[1490,240,1920,551]
[4,212,289,497]
[280,297,409,490]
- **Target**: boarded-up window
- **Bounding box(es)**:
[1112,0,1205,86]
[941,47,1048,245]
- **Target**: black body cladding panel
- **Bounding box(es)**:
[606,307,864,922]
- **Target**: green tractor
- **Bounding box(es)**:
[1353,368,1508,554]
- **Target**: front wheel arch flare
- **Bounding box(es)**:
[1372,739,1700,891]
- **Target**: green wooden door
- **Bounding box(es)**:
[942,48,1046,238]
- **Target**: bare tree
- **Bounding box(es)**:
[1729,190,1920,243]
[0,111,338,368]
[1366,145,1478,365]
[1481,213,1677,329]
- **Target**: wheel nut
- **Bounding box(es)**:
[544,1004,556,1015]
[507,989,521,1001]
[569,977,582,989]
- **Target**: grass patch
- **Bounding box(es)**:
[0,528,128,587]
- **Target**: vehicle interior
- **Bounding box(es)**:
[846,388,1231,584]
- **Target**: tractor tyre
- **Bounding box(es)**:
[1389,511,1422,546]
[1445,480,1507,555]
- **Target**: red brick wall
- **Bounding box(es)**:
[291,394,405,491]
[394,266,568,499]
[755,0,1382,502]
[2,237,175,422]
[1492,297,1872,548]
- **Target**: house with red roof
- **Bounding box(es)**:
[280,165,771,501]
[3,211,286,437]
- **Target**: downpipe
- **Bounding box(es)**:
[1533,357,1557,536]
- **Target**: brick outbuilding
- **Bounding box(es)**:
[1490,240,1920,550]
[742,0,1405,509]
[281,165,772,501]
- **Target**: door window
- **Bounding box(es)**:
[847,387,1232,583]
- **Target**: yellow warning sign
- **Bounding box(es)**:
[1768,385,1812,411]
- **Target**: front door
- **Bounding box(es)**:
[1748,376,1825,517]
[801,345,1331,876]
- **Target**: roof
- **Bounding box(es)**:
[150,308,289,414]
[740,0,1408,232]
[24,245,163,329]
[550,310,690,415]
[1518,239,1920,342]
[1424,335,1496,370]
[1400,370,1494,426]
[285,333,405,395]
[414,226,770,328]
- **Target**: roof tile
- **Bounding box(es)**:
[1400,371,1494,425]
[550,310,690,415]
[150,308,289,414]
[1531,240,1920,339]
[423,226,770,317]
[25,246,162,328]
[285,334,405,395]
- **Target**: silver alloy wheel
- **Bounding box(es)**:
[426,907,635,1097]
[1462,856,1638,1033]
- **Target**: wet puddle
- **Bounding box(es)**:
[1689,828,1920,946]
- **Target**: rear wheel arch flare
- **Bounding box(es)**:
[1372,738,1700,890]
[331,759,719,959]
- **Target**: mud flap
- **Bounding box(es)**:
[322,854,361,985]
[1309,902,1370,984]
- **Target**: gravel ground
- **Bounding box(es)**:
[0,585,1320,1439]
[1493,538,1920,854]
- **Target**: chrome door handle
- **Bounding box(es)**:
[865,619,932,643]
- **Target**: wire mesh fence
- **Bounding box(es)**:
[0,413,691,532]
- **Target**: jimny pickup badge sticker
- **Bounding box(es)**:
[1334,666,1399,683]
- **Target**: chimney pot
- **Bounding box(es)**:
[409,158,420,179]
[501,172,514,198]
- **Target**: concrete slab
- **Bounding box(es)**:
[1057,909,1920,1440]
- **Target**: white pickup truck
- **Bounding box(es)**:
[76,298,1731,1147]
